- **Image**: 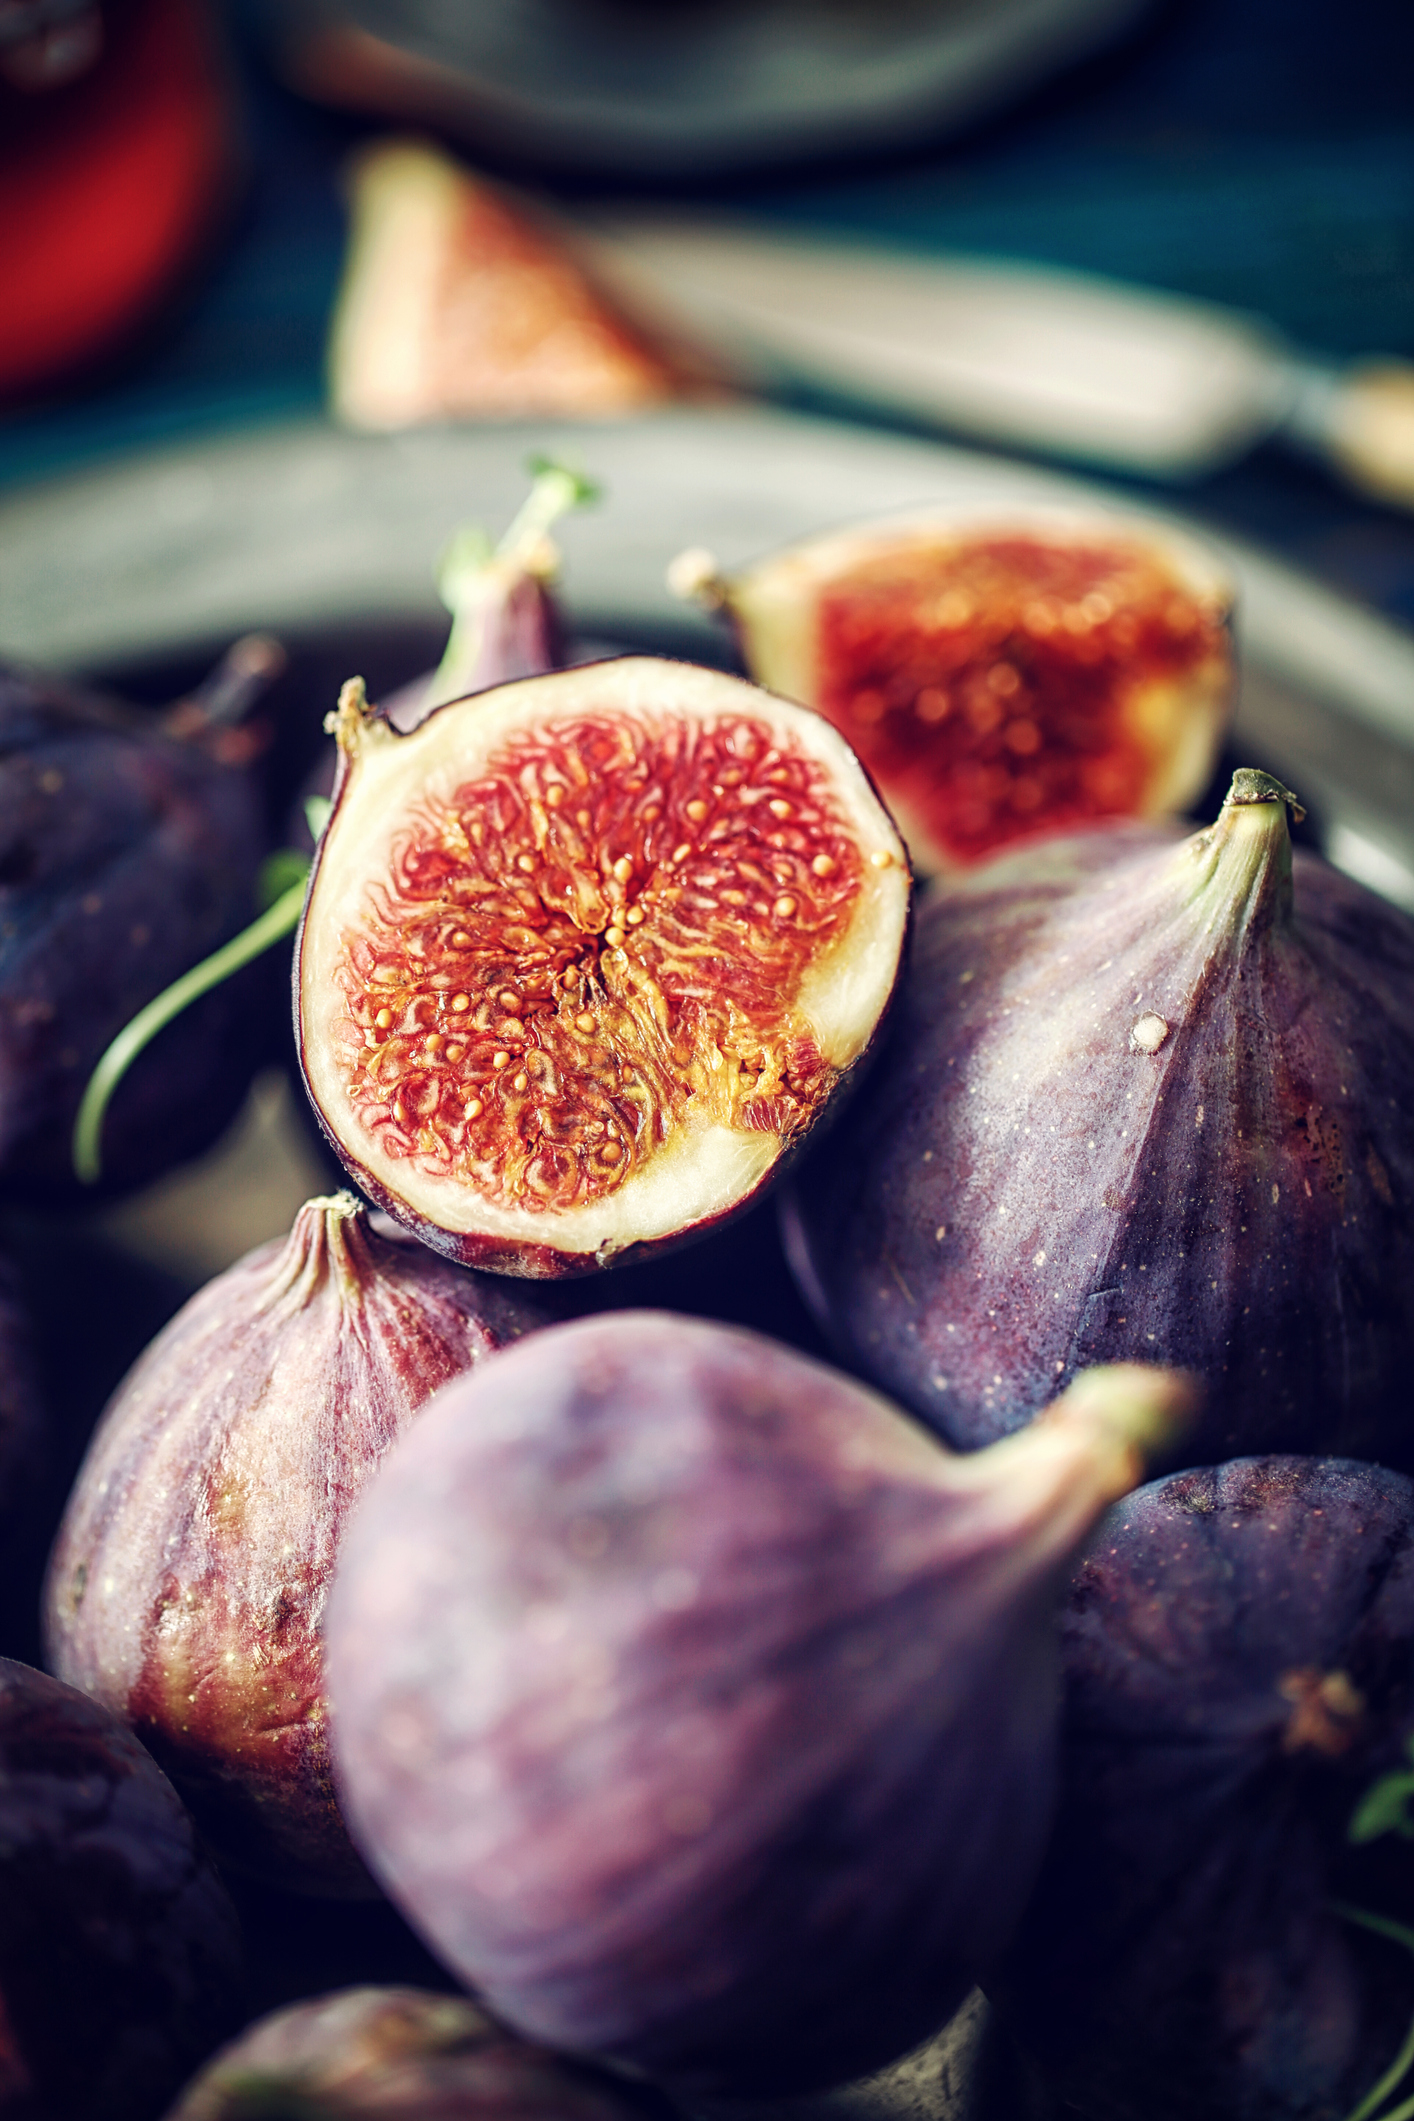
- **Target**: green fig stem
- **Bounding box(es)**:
[494,458,598,566]
[947,1364,1198,1583]
[429,460,598,706]
[1175,763,1301,938]
[72,872,309,1186]
[1332,1904,1414,2121]
[1224,767,1306,822]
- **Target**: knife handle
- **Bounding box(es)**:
[1318,362,1414,511]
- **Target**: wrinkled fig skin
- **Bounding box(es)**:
[0,1657,245,2121]
[326,1312,1189,2099]
[0,661,268,1196]
[997,1456,1414,2121]
[786,787,1414,1468]
[163,1985,661,2121]
[44,1193,545,1896]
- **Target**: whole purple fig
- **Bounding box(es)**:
[786,770,1414,1468]
[0,1656,244,2121]
[997,1455,1414,2121]
[163,1985,658,2121]
[0,646,274,1196]
[45,1191,545,1895]
[325,1311,1191,2099]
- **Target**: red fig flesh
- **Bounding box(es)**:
[44,1191,545,1894]
[786,771,1414,1468]
[297,659,910,1276]
[717,510,1232,872]
[325,1312,1191,2097]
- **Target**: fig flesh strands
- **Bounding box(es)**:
[326,1314,1194,2099]
[71,461,591,1185]
[702,511,1233,873]
[299,659,909,1275]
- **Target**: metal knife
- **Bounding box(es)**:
[580,212,1414,507]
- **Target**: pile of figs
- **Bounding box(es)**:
[3,482,1414,2121]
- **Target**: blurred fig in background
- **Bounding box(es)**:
[0,644,278,1199]
[329,139,690,432]
[162,1986,662,2121]
[328,1310,1191,2099]
[45,1191,546,1895]
[694,507,1232,874]
[0,1658,244,2121]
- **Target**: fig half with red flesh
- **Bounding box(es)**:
[718,508,1233,873]
[298,658,910,1276]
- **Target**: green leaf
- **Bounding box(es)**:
[1351,1738,1414,1845]
[72,878,309,1185]
[1333,1902,1414,2121]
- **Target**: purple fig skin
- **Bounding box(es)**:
[785,776,1414,1469]
[0,659,270,1198]
[293,557,566,833]
[325,1311,1191,2099]
[44,1192,546,1897]
[0,1656,245,2121]
[0,1256,49,1663]
[162,1985,662,2121]
[382,565,567,735]
[997,1455,1414,2121]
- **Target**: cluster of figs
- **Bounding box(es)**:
[2,464,1414,2121]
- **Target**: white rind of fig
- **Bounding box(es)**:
[297,657,910,1277]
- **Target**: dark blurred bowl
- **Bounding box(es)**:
[262,0,1156,182]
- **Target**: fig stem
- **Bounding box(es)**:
[161,632,286,734]
[71,875,309,1185]
[1331,1903,1414,2121]
[430,460,597,707]
[495,458,598,565]
[1224,767,1306,822]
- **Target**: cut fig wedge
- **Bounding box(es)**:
[297,658,910,1275]
[695,505,1234,874]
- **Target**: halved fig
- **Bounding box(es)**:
[697,506,1233,873]
[296,658,910,1276]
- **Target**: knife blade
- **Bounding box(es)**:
[581,213,1414,507]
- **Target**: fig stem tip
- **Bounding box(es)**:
[1225,768,1306,822]
[1054,1362,1201,1471]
